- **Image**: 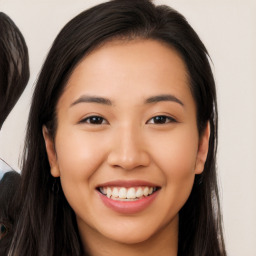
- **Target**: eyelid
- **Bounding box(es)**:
[79,114,109,125]
[78,113,177,125]
[146,115,177,124]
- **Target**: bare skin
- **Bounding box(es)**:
[43,39,210,256]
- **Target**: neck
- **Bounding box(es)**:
[79,216,179,256]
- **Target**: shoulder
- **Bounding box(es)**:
[0,159,13,180]
[0,167,21,255]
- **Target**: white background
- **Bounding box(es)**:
[0,0,255,255]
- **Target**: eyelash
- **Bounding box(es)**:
[80,115,176,125]
[146,115,177,124]
[80,116,108,125]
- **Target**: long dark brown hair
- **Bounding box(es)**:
[9,1,226,255]
[0,12,29,129]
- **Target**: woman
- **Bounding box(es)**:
[9,0,226,255]
[0,12,28,256]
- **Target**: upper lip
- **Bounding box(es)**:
[96,180,160,188]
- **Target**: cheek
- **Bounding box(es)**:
[149,126,198,206]
[150,126,199,174]
[55,128,108,184]
[54,128,109,214]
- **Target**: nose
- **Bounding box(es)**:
[107,125,150,170]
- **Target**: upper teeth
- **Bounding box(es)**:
[99,186,156,200]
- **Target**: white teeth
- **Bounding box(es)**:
[112,187,119,198]
[143,187,149,196]
[127,188,136,199]
[119,188,127,199]
[107,187,112,198]
[135,187,143,198]
[99,186,156,200]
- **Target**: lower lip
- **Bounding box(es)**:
[97,190,159,214]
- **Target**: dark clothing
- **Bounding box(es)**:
[0,160,21,256]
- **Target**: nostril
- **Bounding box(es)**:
[107,148,150,170]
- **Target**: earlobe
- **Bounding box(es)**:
[42,125,60,177]
[195,122,210,174]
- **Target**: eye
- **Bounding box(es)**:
[147,115,176,124]
[80,115,108,125]
[0,223,8,240]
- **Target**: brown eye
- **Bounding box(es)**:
[147,115,177,124]
[80,115,108,125]
[0,223,8,240]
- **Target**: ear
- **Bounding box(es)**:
[42,125,60,177]
[195,122,210,174]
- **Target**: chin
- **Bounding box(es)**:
[97,218,165,245]
[105,230,154,245]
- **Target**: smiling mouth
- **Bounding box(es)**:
[97,186,160,201]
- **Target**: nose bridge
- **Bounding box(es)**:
[107,122,150,170]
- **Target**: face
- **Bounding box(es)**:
[44,40,210,247]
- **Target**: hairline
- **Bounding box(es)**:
[50,36,194,138]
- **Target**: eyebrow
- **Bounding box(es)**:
[71,95,112,107]
[145,94,184,106]
[70,94,184,108]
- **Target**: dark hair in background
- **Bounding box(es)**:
[0,171,21,256]
[0,12,29,129]
[9,0,226,255]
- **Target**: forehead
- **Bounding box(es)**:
[75,39,188,79]
[58,39,193,108]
